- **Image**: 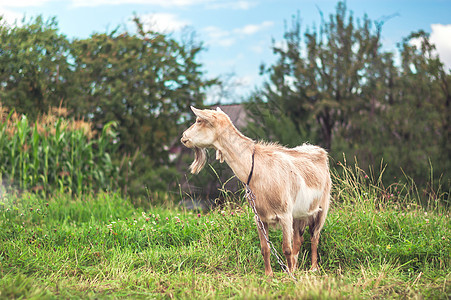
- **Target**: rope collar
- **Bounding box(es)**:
[246,146,256,186]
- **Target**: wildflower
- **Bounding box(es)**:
[146,218,150,222]
[364,175,368,179]
[197,213,201,218]
[386,245,391,250]
[425,219,429,224]
[442,236,446,240]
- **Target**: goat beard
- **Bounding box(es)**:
[190,146,207,174]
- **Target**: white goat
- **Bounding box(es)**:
[181,106,331,275]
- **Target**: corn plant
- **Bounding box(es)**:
[0,107,119,195]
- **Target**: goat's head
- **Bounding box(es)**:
[181,106,228,174]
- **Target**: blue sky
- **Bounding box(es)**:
[1,0,450,103]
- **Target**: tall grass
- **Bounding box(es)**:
[0,159,449,298]
[0,106,118,195]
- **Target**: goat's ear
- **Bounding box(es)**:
[191,106,214,122]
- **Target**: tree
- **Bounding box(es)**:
[0,16,73,119]
[247,2,450,191]
[0,16,216,196]
[69,18,213,166]
[249,2,384,151]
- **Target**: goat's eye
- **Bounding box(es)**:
[196,119,202,124]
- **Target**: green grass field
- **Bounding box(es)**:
[0,166,450,299]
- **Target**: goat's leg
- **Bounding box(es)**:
[280,215,295,273]
[309,211,326,271]
[310,233,319,271]
[255,218,273,276]
[292,219,306,270]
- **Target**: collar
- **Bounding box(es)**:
[246,146,256,185]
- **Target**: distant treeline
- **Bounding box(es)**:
[0,2,449,200]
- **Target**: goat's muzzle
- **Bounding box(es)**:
[181,134,191,148]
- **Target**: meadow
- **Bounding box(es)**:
[0,161,449,299]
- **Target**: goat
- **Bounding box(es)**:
[181,106,331,276]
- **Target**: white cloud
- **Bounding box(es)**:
[69,0,209,8]
[203,25,236,47]
[430,24,451,70]
[0,0,51,24]
[0,7,24,25]
[138,13,190,33]
[203,21,274,49]
[0,0,53,7]
[69,0,256,9]
[207,1,256,10]
[1,0,256,10]
[236,21,273,35]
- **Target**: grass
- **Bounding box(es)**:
[0,163,450,299]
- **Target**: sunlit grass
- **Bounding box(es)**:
[0,161,449,298]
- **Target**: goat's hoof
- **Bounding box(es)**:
[309,266,318,272]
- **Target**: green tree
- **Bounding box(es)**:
[70,17,213,165]
[0,16,215,196]
[249,2,384,151]
[0,16,73,119]
[247,2,450,191]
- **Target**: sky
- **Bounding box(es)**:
[1,0,451,103]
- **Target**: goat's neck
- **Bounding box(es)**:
[213,128,254,184]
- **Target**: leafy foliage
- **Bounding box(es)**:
[247,2,450,192]
[0,16,215,196]
[69,17,212,160]
[0,107,118,195]
[0,16,73,120]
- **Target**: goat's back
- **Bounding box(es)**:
[251,142,330,220]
